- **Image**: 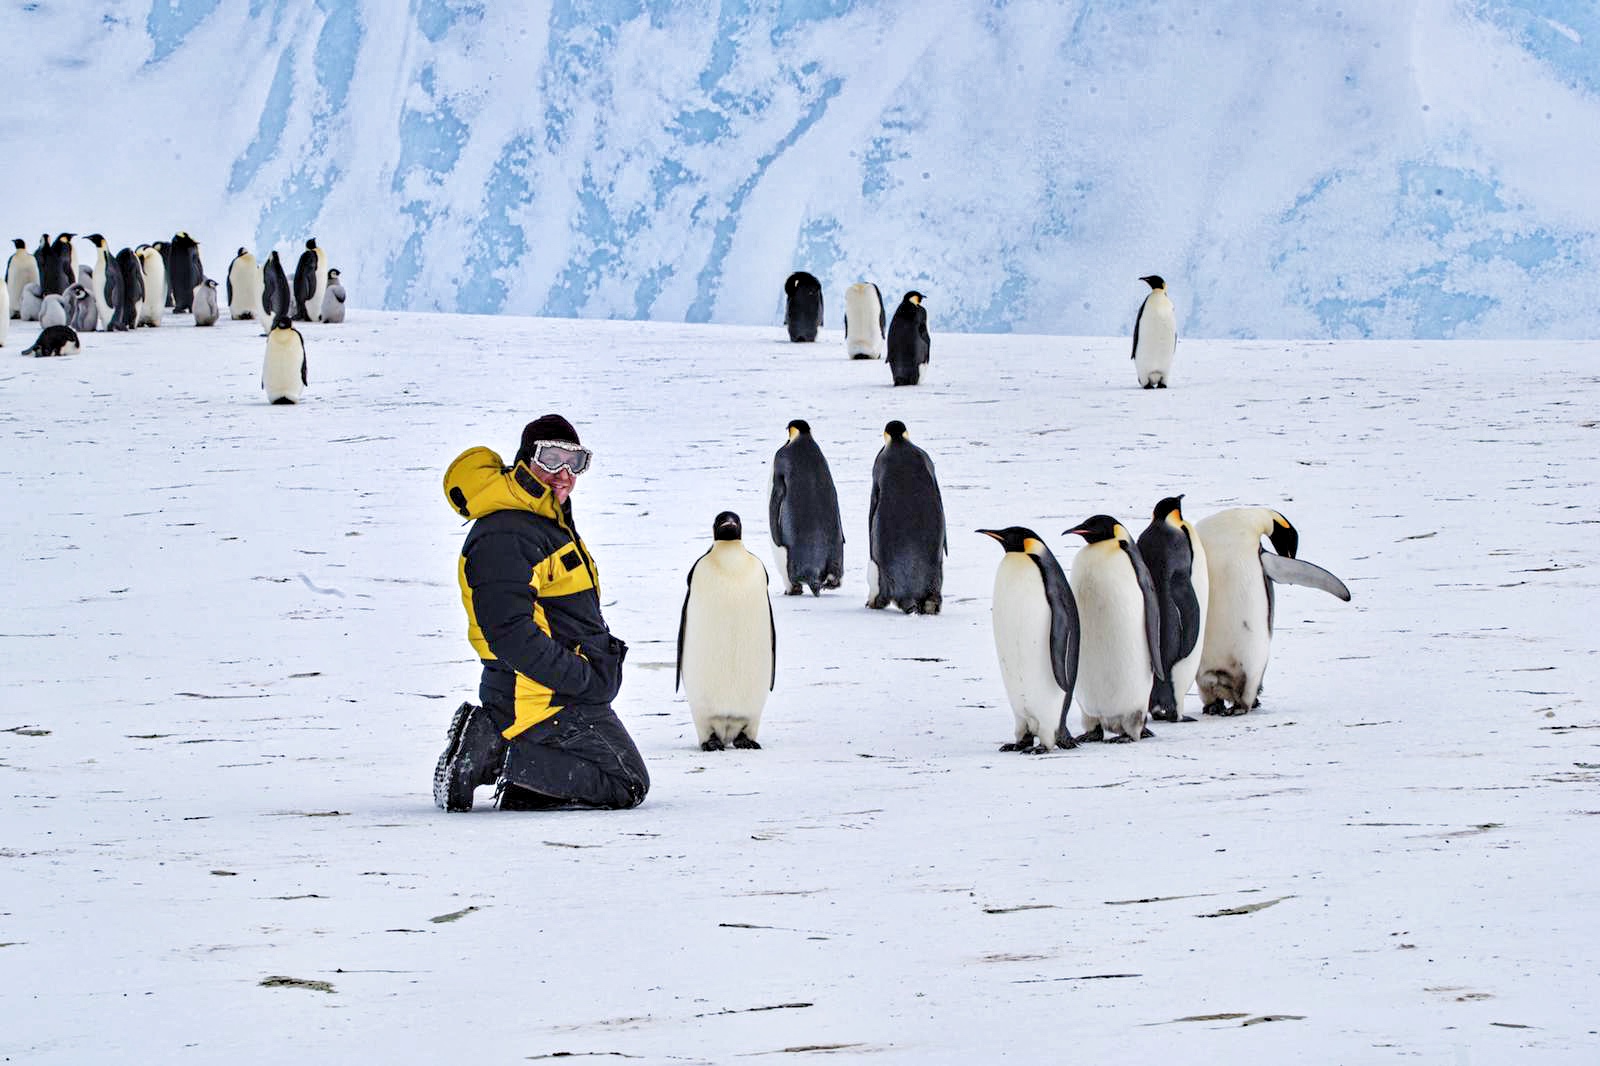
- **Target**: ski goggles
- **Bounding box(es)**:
[525,440,592,476]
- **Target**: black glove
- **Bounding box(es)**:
[577,634,627,704]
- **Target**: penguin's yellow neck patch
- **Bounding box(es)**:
[788,427,799,440]
[1023,537,1041,555]
[909,294,922,305]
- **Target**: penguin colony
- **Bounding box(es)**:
[676,271,1350,751]
[7,233,343,402]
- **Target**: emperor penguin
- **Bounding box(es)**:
[168,232,202,313]
[114,248,144,331]
[292,237,328,322]
[1064,515,1165,743]
[262,314,307,404]
[1136,495,1208,723]
[867,420,946,614]
[886,290,930,386]
[8,238,40,318]
[843,281,884,359]
[1194,508,1351,717]
[320,268,345,323]
[23,324,81,358]
[64,283,97,332]
[1131,275,1176,388]
[676,511,776,751]
[136,246,166,326]
[978,527,1080,753]
[85,234,118,331]
[40,234,74,296]
[227,248,264,320]
[768,419,845,596]
[261,250,290,324]
[20,282,43,322]
[39,293,68,329]
[783,270,822,342]
[192,278,220,326]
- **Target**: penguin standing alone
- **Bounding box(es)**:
[867,421,945,614]
[886,291,930,386]
[262,314,307,404]
[227,248,264,320]
[769,419,845,596]
[783,270,822,342]
[192,278,220,326]
[1064,515,1165,742]
[1136,495,1208,722]
[677,511,776,751]
[8,238,39,318]
[978,527,1079,753]
[843,281,884,359]
[1194,508,1351,717]
[320,268,345,323]
[1131,275,1176,388]
[292,237,328,322]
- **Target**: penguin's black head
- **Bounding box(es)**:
[978,526,1043,555]
[1140,275,1165,290]
[12,238,24,250]
[713,511,743,541]
[1065,515,1123,544]
[204,278,218,288]
[327,268,341,281]
[902,291,924,306]
[271,313,294,331]
[307,238,318,249]
[883,420,908,442]
[237,246,248,256]
[787,418,812,437]
[1269,512,1298,559]
[1152,494,1185,522]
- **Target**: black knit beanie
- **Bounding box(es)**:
[516,414,581,463]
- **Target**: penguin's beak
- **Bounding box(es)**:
[976,529,1001,540]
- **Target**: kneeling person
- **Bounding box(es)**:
[434,415,649,811]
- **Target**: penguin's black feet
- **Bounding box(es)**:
[920,597,942,615]
[866,594,888,610]
[784,584,803,596]
[1024,744,1051,755]
[731,732,762,750]
[1107,734,1134,744]
[1141,727,1157,739]
[808,584,822,597]
[1202,700,1228,716]
[1142,382,1154,390]
[1054,731,1079,750]
[1217,703,1250,717]
[1251,698,1262,709]
[1151,708,1180,724]
[1156,381,1167,389]
[821,573,841,589]
[999,733,1034,752]
[1075,726,1105,743]
[1180,715,1197,723]
[700,735,724,752]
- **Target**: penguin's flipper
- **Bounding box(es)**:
[1173,567,1201,662]
[766,570,777,692]
[1131,295,1145,358]
[1120,539,1167,681]
[1261,552,1352,601]
[767,468,786,547]
[300,355,308,386]
[676,554,706,691]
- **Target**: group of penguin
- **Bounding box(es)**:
[5,232,343,405]
[783,272,931,387]
[676,418,1352,754]
[783,271,1178,390]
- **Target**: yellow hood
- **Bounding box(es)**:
[442,446,561,521]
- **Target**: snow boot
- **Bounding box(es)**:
[433,702,506,812]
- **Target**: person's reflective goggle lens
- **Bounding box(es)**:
[530,441,592,476]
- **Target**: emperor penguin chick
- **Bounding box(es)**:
[677,511,776,751]
[979,527,1079,753]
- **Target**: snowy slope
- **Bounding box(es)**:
[2,0,1598,338]
[2,309,1596,1062]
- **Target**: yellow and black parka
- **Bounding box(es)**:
[443,447,610,739]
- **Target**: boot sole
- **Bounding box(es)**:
[433,701,478,812]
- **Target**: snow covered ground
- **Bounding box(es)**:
[1,309,1596,1062]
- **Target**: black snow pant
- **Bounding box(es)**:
[495,702,649,810]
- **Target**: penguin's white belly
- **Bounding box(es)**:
[1135,294,1176,384]
[682,552,772,740]
[1170,535,1209,709]
[309,254,329,322]
[91,253,114,329]
[229,260,262,319]
[138,256,165,325]
[263,338,305,403]
[1199,552,1270,699]
[991,558,1063,739]
[844,284,882,359]
[1071,561,1151,731]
